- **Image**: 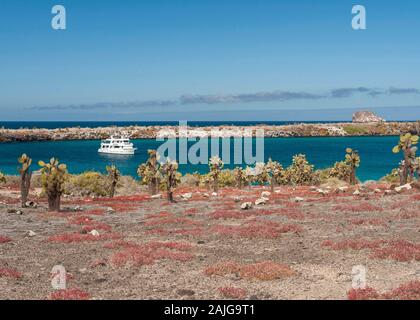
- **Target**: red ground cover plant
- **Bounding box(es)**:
[144,211,172,220]
[184,208,199,215]
[347,281,420,300]
[146,227,205,237]
[349,218,386,226]
[205,260,295,281]
[82,208,106,216]
[322,238,386,251]
[109,241,194,268]
[0,236,12,244]
[218,287,247,299]
[144,216,201,227]
[382,281,420,300]
[47,232,122,243]
[211,220,302,239]
[333,202,383,213]
[371,240,420,262]
[323,238,420,262]
[210,210,247,220]
[0,267,22,279]
[347,287,380,300]
[49,288,90,300]
[81,222,112,233]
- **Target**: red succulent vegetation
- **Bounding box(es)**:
[49,288,90,300]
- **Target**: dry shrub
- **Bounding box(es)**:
[218,287,247,299]
[211,220,302,239]
[109,241,194,268]
[371,240,420,262]
[323,238,420,262]
[49,288,90,300]
[239,261,295,280]
[0,268,22,279]
[347,287,380,300]
[0,236,12,244]
[333,202,383,212]
[210,210,247,220]
[348,281,420,300]
[47,232,121,243]
[349,218,386,226]
[205,261,295,281]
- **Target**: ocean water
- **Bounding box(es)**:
[0,136,402,181]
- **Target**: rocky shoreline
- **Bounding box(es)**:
[1,121,420,143]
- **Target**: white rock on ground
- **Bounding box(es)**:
[28,230,36,237]
[211,192,218,197]
[261,191,271,198]
[151,194,162,199]
[353,190,361,196]
[240,202,253,210]
[89,230,100,237]
[293,197,304,202]
[181,193,192,200]
[395,183,412,193]
[255,198,267,206]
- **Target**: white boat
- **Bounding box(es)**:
[98,136,137,155]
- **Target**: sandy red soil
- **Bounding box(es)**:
[0,184,419,300]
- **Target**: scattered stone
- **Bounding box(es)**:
[374,189,382,193]
[353,190,361,196]
[337,186,348,193]
[203,193,210,198]
[255,198,267,206]
[310,186,318,191]
[241,202,253,210]
[233,197,241,203]
[395,183,412,193]
[181,193,192,200]
[176,289,195,296]
[24,201,38,208]
[293,197,304,202]
[7,208,23,215]
[384,190,393,195]
[261,191,271,198]
[106,207,115,214]
[28,230,36,237]
[317,189,329,196]
[151,194,162,199]
[74,205,83,212]
[89,230,100,237]
[211,192,218,197]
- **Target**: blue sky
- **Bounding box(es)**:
[0,0,420,121]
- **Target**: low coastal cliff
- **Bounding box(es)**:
[1,122,419,143]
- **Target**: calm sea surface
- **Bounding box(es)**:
[0,136,401,181]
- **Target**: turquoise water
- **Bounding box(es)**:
[0,137,402,181]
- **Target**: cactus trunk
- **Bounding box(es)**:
[20,171,31,207]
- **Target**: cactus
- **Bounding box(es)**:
[234,167,246,189]
[17,154,32,207]
[137,150,161,195]
[208,156,224,193]
[285,154,319,185]
[106,165,120,198]
[38,158,68,211]
[253,162,270,186]
[392,133,419,185]
[344,148,360,185]
[160,159,181,203]
[0,171,5,184]
[265,158,284,192]
[328,160,352,181]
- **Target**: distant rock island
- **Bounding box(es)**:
[1,119,420,143]
[352,111,385,123]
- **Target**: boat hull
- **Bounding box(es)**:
[98,148,136,155]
